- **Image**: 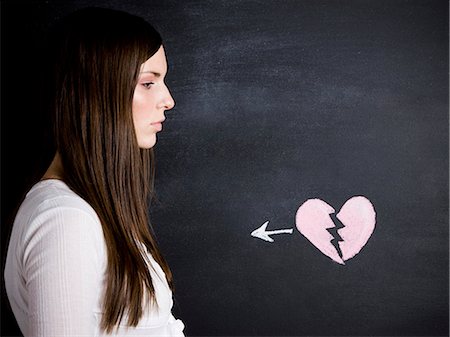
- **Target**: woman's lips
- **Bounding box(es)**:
[151,120,164,131]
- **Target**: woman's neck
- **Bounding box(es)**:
[41,152,64,181]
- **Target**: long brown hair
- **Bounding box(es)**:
[47,7,172,333]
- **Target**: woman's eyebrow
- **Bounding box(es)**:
[139,71,162,77]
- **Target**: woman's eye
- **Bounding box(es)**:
[142,82,155,89]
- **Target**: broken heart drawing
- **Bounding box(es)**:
[296,196,376,264]
[251,196,376,265]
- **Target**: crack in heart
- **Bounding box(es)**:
[295,196,376,265]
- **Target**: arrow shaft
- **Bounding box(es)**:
[266,229,293,235]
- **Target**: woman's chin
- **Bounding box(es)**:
[138,135,157,149]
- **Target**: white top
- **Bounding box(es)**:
[4,179,185,337]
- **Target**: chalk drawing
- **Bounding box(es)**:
[251,196,376,265]
[251,221,293,242]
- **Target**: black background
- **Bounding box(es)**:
[1,1,448,336]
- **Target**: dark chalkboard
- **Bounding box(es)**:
[2,1,448,336]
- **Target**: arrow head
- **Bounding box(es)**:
[251,221,274,242]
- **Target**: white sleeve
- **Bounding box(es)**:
[168,313,185,336]
[23,205,104,337]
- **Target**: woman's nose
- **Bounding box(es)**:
[160,85,175,110]
[164,95,175,110]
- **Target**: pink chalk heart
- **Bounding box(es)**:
[295,196,376,264]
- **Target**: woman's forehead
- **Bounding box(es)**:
[140,46,167,75]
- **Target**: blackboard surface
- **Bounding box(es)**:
[2,1,448,336]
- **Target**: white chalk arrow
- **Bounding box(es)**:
[251,221,294,243]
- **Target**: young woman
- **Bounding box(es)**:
[4,7,184,336]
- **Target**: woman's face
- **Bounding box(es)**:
[132,45,175,149]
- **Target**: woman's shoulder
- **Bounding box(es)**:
[7,179,108,297]
[15,179,104,241]
[24,179,98,219]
